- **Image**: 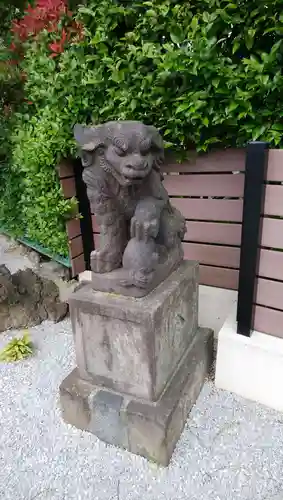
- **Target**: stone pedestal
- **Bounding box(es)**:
[60,261,213,465]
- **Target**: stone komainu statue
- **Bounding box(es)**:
[74,121,186,291]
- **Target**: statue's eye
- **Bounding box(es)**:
[114,145,126,157]
[113,137,127,156]
[140,138,151,156]
[96,146,104,157]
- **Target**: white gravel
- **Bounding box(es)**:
[0,319,283,500]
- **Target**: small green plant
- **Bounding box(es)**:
[0,330,34,362]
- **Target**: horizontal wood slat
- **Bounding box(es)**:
[258,249,283,281]
[253,305,283,338]
[183,242,240,269]
[170,198,243,222]
[266,150,283,181]
[199,265,238,290]
[184,221,241,246]
[58,161,74,179]
[255,278,283,311]
[163,173,244,197]
[71,253,85,277]
[264,185,283,217]
[162,149,246,173]
[61,177,76,198]
[66,218,81,239]
[92,199,244,223]
[69,235,83,259]
[261,217,283,249]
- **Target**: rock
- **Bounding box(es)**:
[40,260,70,281]
[41,279,68,323]
[0,268,69,332]
[0,265,17,304]
[12,269,42,302]
[0,265,11,277]
[28,250,41,266]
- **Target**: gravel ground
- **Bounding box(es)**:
[0,320,283,500]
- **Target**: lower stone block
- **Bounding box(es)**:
[60,327,213,466]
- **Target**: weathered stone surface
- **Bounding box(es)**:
[0,265,17,304]
[89,391,129,448]
[89,245,183,298]
[0,267,68,332]
[59,369,92,430]
[74,121,186,296]
[12,268,42,301]
[28,250,41,267]
[41,279,68,322]
[60,327,213,466]
[69,261,199,400]
[39,260,70,281]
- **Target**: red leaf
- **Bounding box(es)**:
[49,42,62,52]
[10,0,84,52]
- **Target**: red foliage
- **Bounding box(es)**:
[10,0,84,59]
[11,0,70,41]
[49,27,68,56]
[48,21,84,57]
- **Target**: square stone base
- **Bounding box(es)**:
[69,261,199,401]
[60,327,212,466]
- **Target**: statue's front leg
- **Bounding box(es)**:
[91,205,127,274]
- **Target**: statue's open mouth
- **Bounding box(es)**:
[124,175,144,181]
[122,164,149,183]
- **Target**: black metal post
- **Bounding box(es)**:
[73,159,94,270]
[237,141,269,336]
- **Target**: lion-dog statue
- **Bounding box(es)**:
[74,121,186,296]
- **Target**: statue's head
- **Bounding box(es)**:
[74,121,164,186]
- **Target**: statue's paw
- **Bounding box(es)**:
[90,250,119,273]
[120,270,153,289]
[130,217,159,241]
[132,270,154,289]
[119,279,133,288]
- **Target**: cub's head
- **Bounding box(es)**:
[74,121,164,186]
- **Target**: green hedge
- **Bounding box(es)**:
[1,0,283,256]
[0,0,26,241]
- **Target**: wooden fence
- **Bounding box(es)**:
[162,149,245,290]
[253,149,283,337]
[60,149,246,288]
[59,146,283,339]
[60,159,93,276]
